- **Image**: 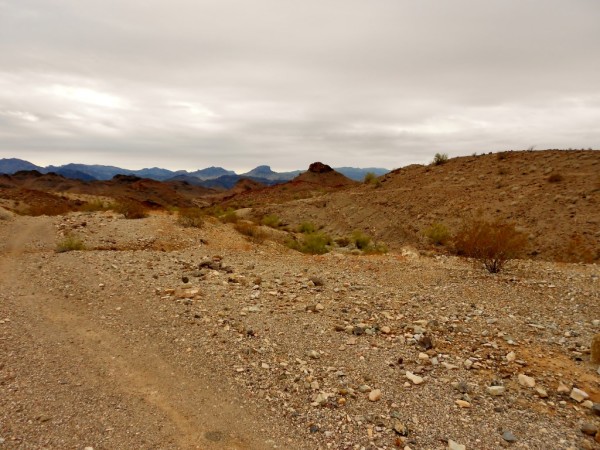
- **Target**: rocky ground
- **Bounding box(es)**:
[0,212,599,450]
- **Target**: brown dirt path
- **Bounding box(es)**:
[0,217,287,449]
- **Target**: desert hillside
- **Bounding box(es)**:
[247,150,600,262]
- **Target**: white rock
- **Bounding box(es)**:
[518,374,536,388]
[448,439,466,450]
[506,351,516,362]
[418,352,429,360]
[406,371,424,385]
[570,387,589,403]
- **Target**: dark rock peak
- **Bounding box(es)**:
[308,162,333,173]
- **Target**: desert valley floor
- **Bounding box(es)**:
[0,212,598,449]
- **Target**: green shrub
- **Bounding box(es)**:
[351,230,372,250]
[432,153,449,166]
[298,222,316,234]
[114,201,147,219]
[286,232,332,255]
[453,218,527,273]
[56,234,85,253]
[424,222,451,246]
[261,214,280,228]
[177,207,204,228]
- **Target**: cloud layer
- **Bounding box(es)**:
[1,0,599,170]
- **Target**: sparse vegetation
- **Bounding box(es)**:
[547,173,564,183]
[453,217,527,273]
[177,207,204,228]
[286,232,332,255]
[220,208,239,224]
[261,214,280,228]
[56,234,85,253]
[115,201,147,219]
[363,242,388,255]
[363,172,380,185]
[424,222,451,246]
[298,222,316,234]
[234,221,266,243]
[351,230,372,250]
[431,153,449,166]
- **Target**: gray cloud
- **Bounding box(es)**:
[0,0,599,171]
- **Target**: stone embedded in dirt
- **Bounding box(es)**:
[506,351,516,362]
[448,439,466,450]
[393,421,408,436]
[591,334,600,364]
[307,350,319,359]
[518,374,536,388]
[557,382,570,394]
[535,387,548,398]
[502,431,517,442]
[455,399,471,408]
[406,371,424,385]
[592,403,600,416]
[358,384,372,393]
[581,423,598,436]
[570,388,589,403]
[368,389,381,401]
[487,386,506,396]
[380,326,391,334]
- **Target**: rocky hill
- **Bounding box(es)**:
[253,150,600,262]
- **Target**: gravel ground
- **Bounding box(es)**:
[0,212,599,450]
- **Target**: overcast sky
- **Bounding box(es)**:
[1,0,599,172]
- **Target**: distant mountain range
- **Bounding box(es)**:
[0,158,389,190]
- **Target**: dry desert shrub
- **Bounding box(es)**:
[261,214,280,228]
[286,232,332,255]
[220,208,239,224]
[234,221,266,243]
[177,207,204,228]
[298,222,316,234]
[424,222,451,246]
[114,201,148,219]
[453,218,527,273]
[79,199,111,212]
[56,234,85,253]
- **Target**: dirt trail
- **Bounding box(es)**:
[0,217,281,449]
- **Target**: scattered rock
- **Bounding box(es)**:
[581,423,598,436]
[487,386,506,396]
[518,373,536,388]
[502,431,517,443]
[405,371,424,385]
[570,388,589,403]
[368,389,382,402]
